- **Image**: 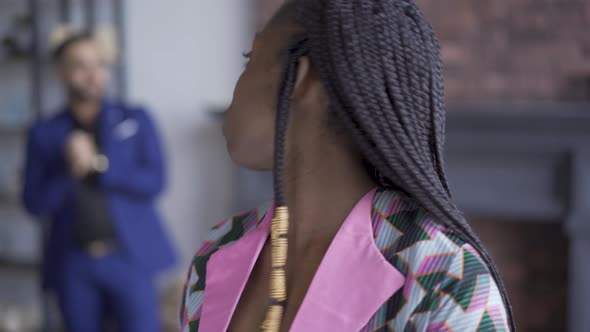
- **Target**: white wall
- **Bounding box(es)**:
[124,0,251,274]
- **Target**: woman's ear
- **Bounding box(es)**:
[291,55,329,113]
[292,55,312,99]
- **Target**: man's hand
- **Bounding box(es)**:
[65,130,98,178]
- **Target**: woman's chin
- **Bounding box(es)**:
[226,148,266,172]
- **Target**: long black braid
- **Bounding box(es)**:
[269,0,514,330]
[273,38,310,207]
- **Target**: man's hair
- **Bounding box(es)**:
[52,31,95,62]
[266,0,515,329]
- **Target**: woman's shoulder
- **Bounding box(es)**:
[196,200,273,259]
[372,188,473,259]
[371,189,509,330]
[371,188,493,300]
[179,201,273,330]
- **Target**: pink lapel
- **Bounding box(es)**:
[289,188,405,331]
[199,208,273,332]
[199,189,405,332]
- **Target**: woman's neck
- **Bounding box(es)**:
[283,140,375,253]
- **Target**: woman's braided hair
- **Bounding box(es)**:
[264,0,514,330]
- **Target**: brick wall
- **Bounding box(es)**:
[416,0,590,101]
[256,0,590,101]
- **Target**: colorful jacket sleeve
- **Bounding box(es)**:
[413,244,510,332]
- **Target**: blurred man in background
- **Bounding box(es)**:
[21,32,176,332]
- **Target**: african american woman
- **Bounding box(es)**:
[180,1,513,331]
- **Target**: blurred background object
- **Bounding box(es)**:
[1,0,590,331]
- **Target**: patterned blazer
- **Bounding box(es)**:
[180,188,509,331]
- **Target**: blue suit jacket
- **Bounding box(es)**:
[22,101,177,289]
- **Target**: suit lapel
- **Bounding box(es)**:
[199,209,273,332]
[290,188,405,331]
